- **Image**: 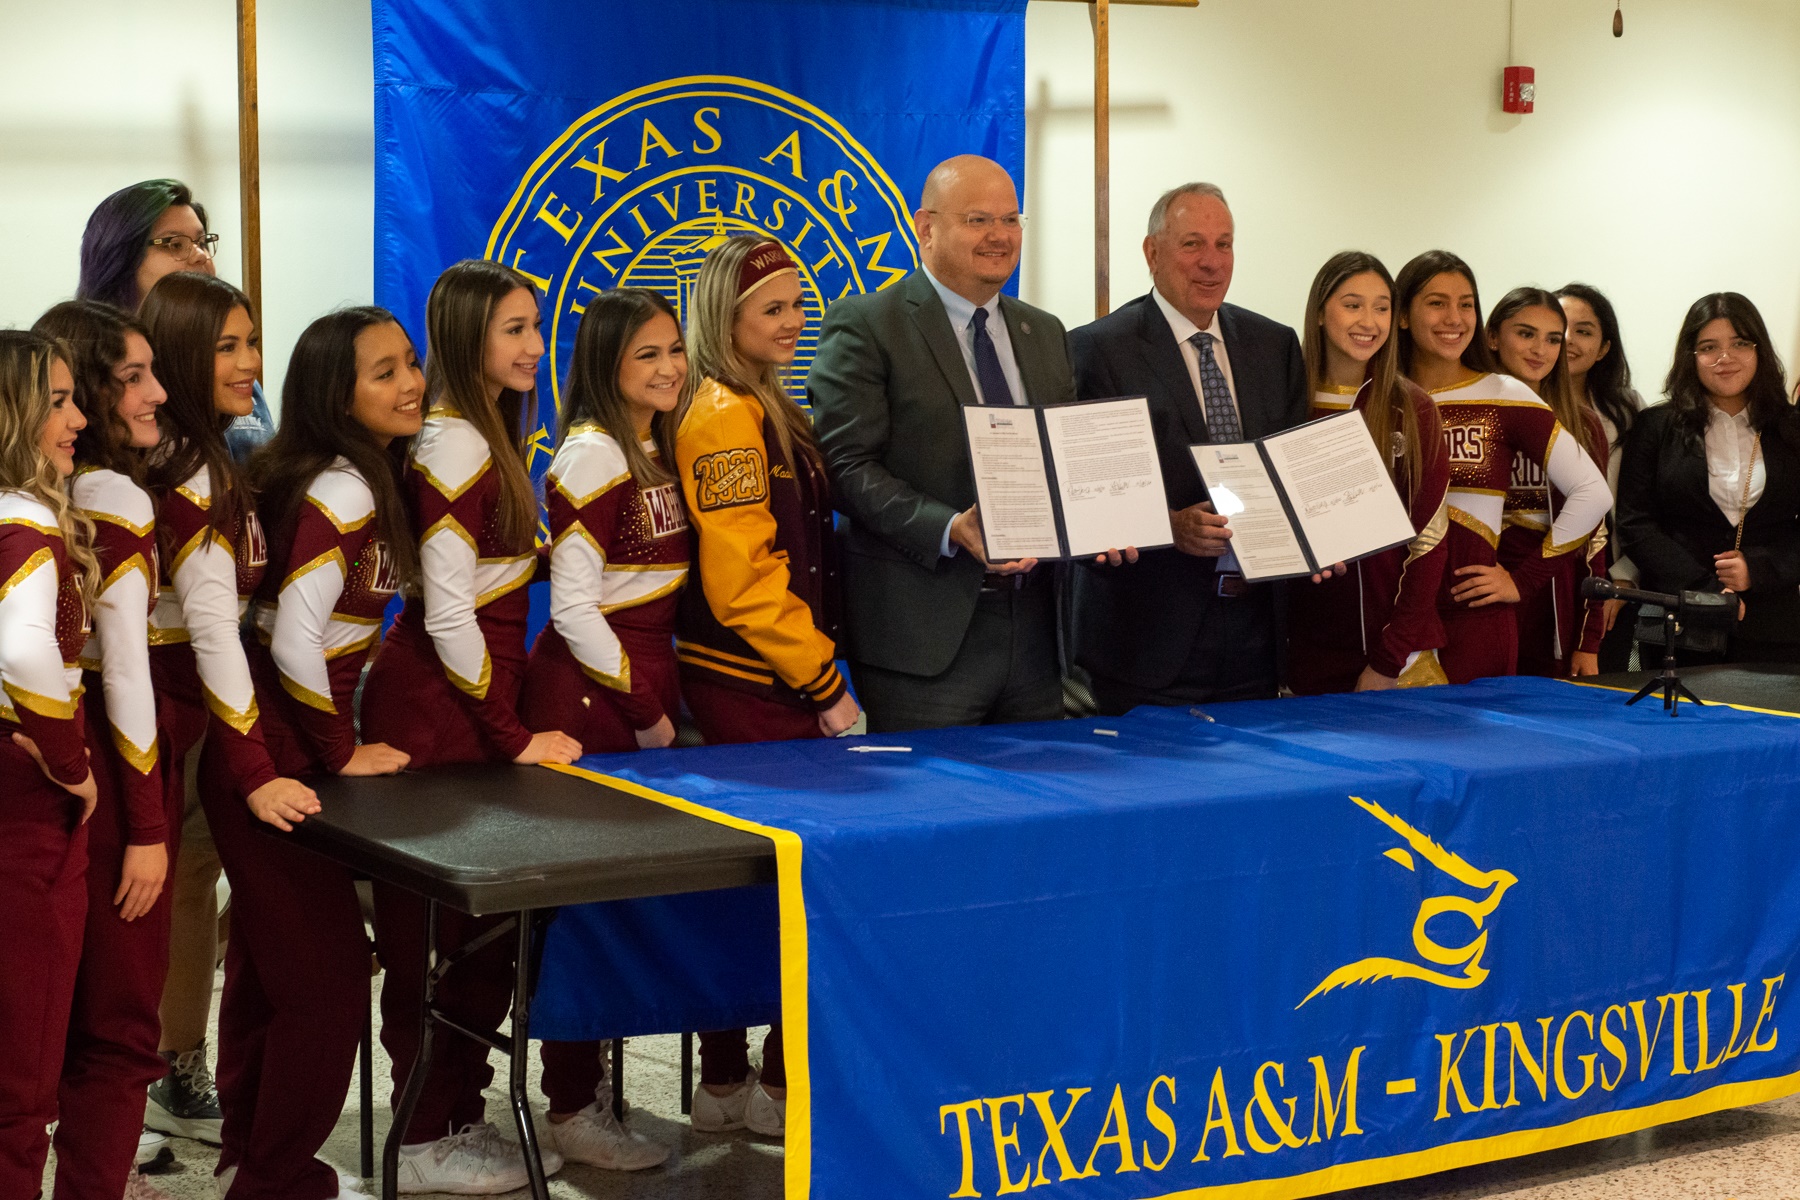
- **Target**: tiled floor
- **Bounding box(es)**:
[47,972,1800,1198]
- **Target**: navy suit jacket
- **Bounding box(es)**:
[1067,292,1308,689]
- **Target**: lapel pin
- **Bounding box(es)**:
[1021,321,1031,335]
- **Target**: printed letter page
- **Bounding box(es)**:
[964,406,1061,560]
[1041,397,1174,558]
[1191,443,1311,580]
[1261,412,1415,568]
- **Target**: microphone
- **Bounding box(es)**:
[1577,576,1681,607]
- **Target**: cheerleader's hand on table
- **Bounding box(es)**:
[635,716,676,749]
[339,742,411,776]
[516,730,582,766]
[248,777,321,832]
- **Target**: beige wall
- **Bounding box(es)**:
[2,0,1797,402]
[1023,0,1800,389]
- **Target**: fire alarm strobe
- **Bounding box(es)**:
[1503,65,1536,113]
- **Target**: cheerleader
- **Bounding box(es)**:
[1288,252,1450,694]
[1486,288,1610,678]
[138,272,320,1184]
[360,261,579,1194]
[676,237,859,1139]
[191,308,424,1200]
[1393,252,1610,683]
[518,289,683,1171]
[1557,284,1645,672]
[0,331,99,1199]
[30,301,171,1200]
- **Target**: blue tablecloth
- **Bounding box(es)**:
[535,678,1800,1200]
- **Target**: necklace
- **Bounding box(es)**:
[1734,431,1762,552]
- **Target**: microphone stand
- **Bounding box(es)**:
[1625,607,1706,715]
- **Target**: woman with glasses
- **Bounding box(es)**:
[1617,293,1800,664]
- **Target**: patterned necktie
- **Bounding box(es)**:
[971,306,1016,406]
[1191,331,1241,442]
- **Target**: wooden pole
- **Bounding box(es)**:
[1091,0,1110,318]
[236,0,262,321]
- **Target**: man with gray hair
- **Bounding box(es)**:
[1067,182,1310,711]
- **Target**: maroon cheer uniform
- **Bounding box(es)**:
[674,378,847,1091]
[1499,408,1611,677]
[1425,373,1611,683]
[0,492,91,1197]
[521,425,690,1114]
[361,406,537,1144]
[52,468,167,1200]
[1289,383,1452,694]
[521,422,689,751]
[203,461,395,1200]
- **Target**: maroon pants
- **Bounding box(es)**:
[202,746,369,1200]
[51,701,173,1200]
[1439,605,1519,684]
[684,678,818,1091]
[0,744,88,1199]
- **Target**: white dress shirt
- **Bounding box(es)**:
[924,266,1025,407]
[1705,403,1766,529]
[1152,287,1241,431]
[1153,288,1245,571]
[927,267,1027,557]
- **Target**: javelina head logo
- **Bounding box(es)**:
[1298,795,1517,1008]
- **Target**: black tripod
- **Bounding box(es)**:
[1626,607,1706,715]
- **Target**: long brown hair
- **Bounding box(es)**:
[1395,250,1498,380]
[1664,292,1792,446]
[423,260,541,552]
[686,236,818,471]
[559,288,686,486]
[249,307,422,590]
[1302,251,1432,497]
[32,299,157,482]
[1487,286,1602,461]
[0,331,101,604]
[140,271,255,533]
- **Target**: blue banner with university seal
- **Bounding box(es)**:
[537,678,1800,1199]
[372,0,1026,468]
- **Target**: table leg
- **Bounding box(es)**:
[508,909,550,1200]
[361,997,375,1180]
[383,898,440,1200]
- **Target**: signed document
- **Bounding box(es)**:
[963,396,1173,561]
[1190,410,1415,582]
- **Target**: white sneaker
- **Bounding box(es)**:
[690,1071,756,1132]
[745,1084,786,1138]
[538,1102,668,1171]
[396,1122,561,1195]
[135,1129,168,1167]
[124,1169,175,1200]
[215,1164,235,1199]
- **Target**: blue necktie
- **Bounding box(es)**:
[971,307,1016,406]
[1192,332,1241,442]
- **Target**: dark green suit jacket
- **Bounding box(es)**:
[808,270,1077,675]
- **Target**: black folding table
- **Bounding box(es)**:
[1583,662,1800,713]
[284,763,777,1200]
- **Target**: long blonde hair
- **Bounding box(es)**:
[686,236,818,470]
[0,331,101,604]
[1302,252,1432,500]
[424,260,542,553]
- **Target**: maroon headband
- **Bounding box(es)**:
[736,241,798,302]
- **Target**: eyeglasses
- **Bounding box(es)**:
[146,233,221,262]
[925,210,1026,232]
[1694,338,1756,365]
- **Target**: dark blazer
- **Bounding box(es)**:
[1067,293,1308,689]
[808,270,1077,675]
[1616,403,1800,644]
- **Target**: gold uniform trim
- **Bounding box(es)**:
[1425,374,1488,396]
[551,469,631,510]
[110,726,159,775]
[1405,500,1449,564]
[201,683,259,736]
[444,650,494,701]
[579,651,633,694]
[283,547,348,591]
[416,458,488,503]
[1447,507,1500,549]
[423,514,479,555]
[0,546,53,604]
[174,484,211,511]
[86,509,154,538]
[1397,650,1450,689]
[99,552,153,595]
[308,494,372,535]
[1542,531,1592,557]
[322,627,380,661]
[171,527,233,578]
[476,566,534,610]
[598,573,686,615]
[279,671,338,715]
[3,678,80,720]
[148,626,192,646]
